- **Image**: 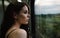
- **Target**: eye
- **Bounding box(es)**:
[24,10,27,14]
[24,12,27,14]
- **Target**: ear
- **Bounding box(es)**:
[13,12,18,19]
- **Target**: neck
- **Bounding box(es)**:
[12,22,21,29]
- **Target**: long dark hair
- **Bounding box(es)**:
[1,2,30,38]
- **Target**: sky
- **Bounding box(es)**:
[35,0,60,15]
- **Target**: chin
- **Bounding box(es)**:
[23,22,28,25]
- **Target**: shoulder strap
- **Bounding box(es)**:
[7,29,16,38]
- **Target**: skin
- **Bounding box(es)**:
[15,5,30,25]
[5,5,30,38]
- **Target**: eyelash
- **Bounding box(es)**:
[24,11,27,14]
[24,11,30,14]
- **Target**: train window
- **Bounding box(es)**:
[35,0,60,38]
[1,0,60,38]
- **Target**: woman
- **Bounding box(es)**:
[1,2,30,38]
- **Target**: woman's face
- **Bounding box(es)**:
[15,5,30,24]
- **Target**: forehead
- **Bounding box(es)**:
[22,5,28,11]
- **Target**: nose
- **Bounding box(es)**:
[27,14,30,18]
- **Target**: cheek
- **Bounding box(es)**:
[17,14,28,24]
[20,14,27,20]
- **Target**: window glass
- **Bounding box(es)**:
[35,0,60,38]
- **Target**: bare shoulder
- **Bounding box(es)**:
[16,29,27,36]
[15,29,27,34]
[9,29,27,38]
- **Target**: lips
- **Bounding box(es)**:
[26,18,29,22]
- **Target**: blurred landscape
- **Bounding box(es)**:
[35,0,60,38]
[35,14,60,38]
